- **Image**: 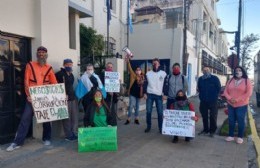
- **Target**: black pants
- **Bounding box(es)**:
[199,101,218,134]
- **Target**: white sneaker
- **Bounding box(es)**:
[225,136,235,142]
[43,140,51,146]
[236,138,244,144]
[6,143,21,152]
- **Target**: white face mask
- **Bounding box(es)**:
[235,71,242,78]
[87,70,94,75]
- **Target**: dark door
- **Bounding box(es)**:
[0,32,31,144]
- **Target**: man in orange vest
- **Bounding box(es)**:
[6,46,57,152]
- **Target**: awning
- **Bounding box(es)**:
[69,1,93,18]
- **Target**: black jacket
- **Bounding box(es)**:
[83,103,115,127]
[55,68,76,101]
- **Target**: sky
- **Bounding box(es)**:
[217,0,260,77]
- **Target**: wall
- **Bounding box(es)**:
[0,0,36,37]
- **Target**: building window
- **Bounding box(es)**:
[211,0,215,10]
[209,22,213,38]
[105,37,116,55]
[105,0,116,14]
[203,12,207,31]
[69,10,76,49]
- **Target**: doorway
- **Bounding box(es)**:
[0,32,31,144]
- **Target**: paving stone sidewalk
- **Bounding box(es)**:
[0,96,248,168]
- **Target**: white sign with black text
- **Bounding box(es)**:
[105,71,120,93]
[29,83,69,123]
[162,109,195,137]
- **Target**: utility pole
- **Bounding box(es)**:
[236,0,242,64]
[127,0,130,47]
[182,0,187,75]
[183,0,190,76]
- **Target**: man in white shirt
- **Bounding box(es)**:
[143,58,167,133]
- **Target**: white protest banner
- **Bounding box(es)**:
[29,83,69,123]
[105,71,120,93]
[162,109,195,137]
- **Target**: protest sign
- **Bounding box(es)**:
[162,110,195,137]
[78,127,118,152]
[105,71,120,92]
[29,83,69,123]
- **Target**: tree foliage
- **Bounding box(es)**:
[240,33,259,72]
[80,24,104,72]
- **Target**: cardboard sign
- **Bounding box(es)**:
[105,71,120,92]
[162,110,195,137]
[29,83,69,123]
[78,127,118,152]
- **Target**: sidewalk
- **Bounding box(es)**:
[0,96,248,168]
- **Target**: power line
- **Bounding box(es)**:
[217,0,257,6]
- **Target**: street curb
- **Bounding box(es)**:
[248,106,260,168]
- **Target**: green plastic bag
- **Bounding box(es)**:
[78,127,118,152]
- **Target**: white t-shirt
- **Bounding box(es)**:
[146,70,167,96]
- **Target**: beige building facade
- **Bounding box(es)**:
[0,0,92,144]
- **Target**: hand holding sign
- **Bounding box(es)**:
[162,110,195,137]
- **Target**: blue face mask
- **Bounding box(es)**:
[65,67,72,72]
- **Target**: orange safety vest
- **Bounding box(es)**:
[24,61,57,96]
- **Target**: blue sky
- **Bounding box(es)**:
[217,0,260,55]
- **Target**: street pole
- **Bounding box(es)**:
[182,0,187,76]
[127,0,130,47]
[237,0,242,64]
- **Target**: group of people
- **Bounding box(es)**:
[6,46,252,151]
[6,46,119,152]
[124,57,252,145]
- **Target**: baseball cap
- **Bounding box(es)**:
[37,46,47,52]
[63,59,73,64]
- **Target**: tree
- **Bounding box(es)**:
[240,33,259,72]
[80,24,104,72]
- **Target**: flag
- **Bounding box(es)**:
[128,0,133,33]
[107,0,111,25]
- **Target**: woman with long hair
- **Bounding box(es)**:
[223,66,252,144]
[83,89,114,127]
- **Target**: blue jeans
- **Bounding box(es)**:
[146,93,163,132]
[127,95,140,118]
[14,101,51,145]
[227,105,247,138]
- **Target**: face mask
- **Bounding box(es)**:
[106,68,113,72]
[87,70,94,75]
[176,96,186,101]
[95,97,102,102]
[235,71,242,78]
[173,67,180,75]
[203,71,210,76]
[65,67,72,72]
[153,65,159,72]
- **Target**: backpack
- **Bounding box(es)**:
[168,74,185,88]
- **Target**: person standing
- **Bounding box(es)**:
[223,66,252,144]
[144,58,167,133]
[6,46,57,151]
[197,65,221,137]
[100,62,118,126]
[163,63,188,109]
[80,64,105,113]
[55,59,78,141]
[124,58,145,125]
